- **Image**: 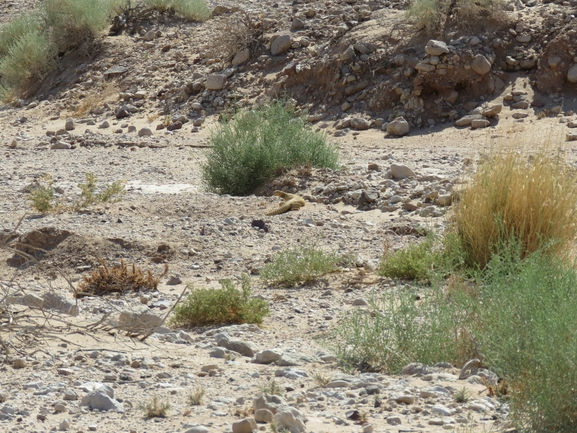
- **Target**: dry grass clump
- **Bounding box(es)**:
[72,82,120,117]
[142,395,170,418]
[455,149,577,269]
[76,259,168,297]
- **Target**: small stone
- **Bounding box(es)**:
[99,121,110,129]
[206,74,227,91]
[390,163,416,179]
[567,131,577,141]
[166,275,182,285]
[350,118,370,130]
[471,119,490,129]
[425,40,450,56]
[482,104,502,117]
[471,54,492,75]
[352,298,368,306]
[232,49,250,66]
[393,394,415,404]
[387,416,402,425]
[167,121,183,131]
[254,408,273,423]
[386,117,410,136]
[271,34,291,56]
[59,419,70,431]
[232,418,257,433]
[51,141,72,150]
[455,114,485,127]
[116,106,130,119]
[65,118,75,131]
[54,402,67,413]
[512,112,528,119]
[88,426,97,431]
[516,33,531,43]
[138,127,153,137]
[437,194,453,206]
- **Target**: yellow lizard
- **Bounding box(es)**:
[265,190,306,216]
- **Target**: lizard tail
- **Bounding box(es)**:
[265,202,292,216]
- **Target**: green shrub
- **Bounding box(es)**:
[169,274,269,327]
[475,249,577,432]
[0,28,56,98]
[74,173,125,210]
[43,0,111,51]
[326,282,478,373]
[0,13,42,57]
[201,101,339,196]
[144,0,211,20]
[455,149,577,269]
[260,242,350,287]
[28,174,57,213]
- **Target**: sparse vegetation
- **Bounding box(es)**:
[454,387,470,403]
[201,101,339,196]
[142,395,170,418]
[76,259,168,297]
[260,379,283,396]
[313,372,332,387]
[143,0,210,20]
[329,147,577,431]
[260,242,350,287]
[28,172,125,213]
[189,387,206,406]
[169,274,269,327]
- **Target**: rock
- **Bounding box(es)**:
[138,127,153,137]
[211,5,231,16]
[512,112,528,119]
[344,79,369,96]
[511,101,530,109]
[390,163,416,179]
[254,349,283,364]
[481,104,502,117]
[403,200,420,211]
[352,298,369,306]
[425,40,450,56]
[116,106,130,119]
[274,406,306,433]
[386,117,410,136]
[166,275,182,285]
[437,194,453,206]
[455,114,485,127]
[516,34,531,43]
[567,131,577,141]
[291,18,305,31]
[387,416,402,425]
[63,389,78,401]
[271,35,291,55]
[59,419,70,431]
[340,45,355,62]
[567,64,577,83]
[118,306,163,332]
[80,388,123,412]
[254,395,287,414]
[167,121,183,131]
[232,49,250,66]
[470,54,491,75]
[275,367,309,379]
[98,121,110,129]
[206,74,227,91]
[432,404,455,416]
[392,394,415,404]
[232,418,257,433]
[401,362,434,375]
[350,118,370,130]
[51,141,72,150]
[43,293,79,316]
[254,408,273,423]
[218,337,259,357]
[65,118,75,131]
[185,426,210,433]
[471,119,490,129]
[54,402,67,413]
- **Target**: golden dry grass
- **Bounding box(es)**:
[72,82,119,117]
[454,149,577,268]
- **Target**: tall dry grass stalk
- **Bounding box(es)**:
[455,149,577,268]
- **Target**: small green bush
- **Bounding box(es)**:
[170,274,269,327]
[43,0,111,51]
[260,242,350,287]
[144,0,211,20]
[327,282,477,373]
[0,28,56,97]
[476,249,577,432]
[378,234,441,283]
[201,101,339,196]
[28,174,57,213]
[142,395,170,418]
[74,173,125,210]
[0,13,42,57]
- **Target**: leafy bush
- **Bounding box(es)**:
[327,281,478,373]
[201,101,339,196]
[454,150,577,269]
[476,249,577,432]
[43,0,111,51]
[28,174,57,213]
[260,242,350,287]
[0,13,42,57]
[0,28,56,98]
[378,234,441,283]
[170,274,269,327]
